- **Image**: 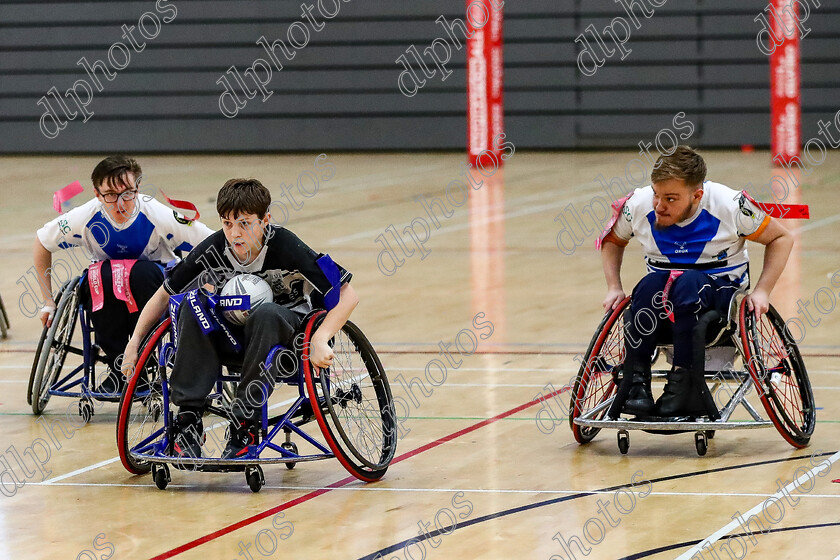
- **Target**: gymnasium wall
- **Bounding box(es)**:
[1,0,838,153]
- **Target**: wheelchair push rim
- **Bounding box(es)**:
[739,301,816,448]
[29,277,79,415]
[117,317,171,475]
[303,312,398,482]
[569,297,628,444]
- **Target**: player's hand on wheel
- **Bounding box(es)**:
[309,334,334,369]
[603,288,626,311]
[39,302,56,328]
[745,289,770,316]
[121,340,139,382]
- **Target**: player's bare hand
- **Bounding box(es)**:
[603,288,626,311]
[39,303,56,328]
[745,289,770,317]
[121,340,139,381]
[309,334,334,369]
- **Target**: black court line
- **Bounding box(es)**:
[617,522,840,559]
[357,451,838,560]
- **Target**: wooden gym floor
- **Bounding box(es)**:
[0,151,838,559]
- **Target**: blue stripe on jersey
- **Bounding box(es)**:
[86,211,155,259]
[646,209,721,264]
[175,241,193,252]
[57,241,75,249]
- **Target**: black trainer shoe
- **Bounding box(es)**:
[655,367,707,417]
[94,368,125,395]
[623,371,655,416]
[173,411,204,459]
[221,421,258,460]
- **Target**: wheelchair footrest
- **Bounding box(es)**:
[574,417,773,431]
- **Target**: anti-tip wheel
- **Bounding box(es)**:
[79,400,93,424]
[281,441,298,470]
[695,432,708,456]
[246,465,265,493]
[152,464,170,490]
[617,430,630,455]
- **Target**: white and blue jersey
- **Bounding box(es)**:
[607,181,770,287]
[37,196,214,263]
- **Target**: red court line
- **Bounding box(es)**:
[148,385,571,560]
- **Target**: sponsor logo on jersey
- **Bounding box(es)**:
[173,210,193,225]
[674,241,689,254]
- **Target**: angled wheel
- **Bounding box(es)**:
[740,301,815,448]
[303,312,397,482]
[117,318,172,475]
[29,278,79,415]
[569,297,628,443]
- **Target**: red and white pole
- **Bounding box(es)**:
[770,0,801,166]
[467,1,504,169]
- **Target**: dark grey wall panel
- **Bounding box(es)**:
[1,0,839,153]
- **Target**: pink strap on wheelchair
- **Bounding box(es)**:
[87,260,139,313]
[53,180,84,213]
[662,270,684,323]
[111,259,139,313]
[88,261,105,312]
[595,191,634,250]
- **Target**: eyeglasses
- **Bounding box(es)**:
[97,189,138,203]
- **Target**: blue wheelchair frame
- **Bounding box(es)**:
[29,271,123,420]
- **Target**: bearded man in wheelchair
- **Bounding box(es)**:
[598,145,793,417]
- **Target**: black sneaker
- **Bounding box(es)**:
[655,367,707,417]
[173,411,204,459]
[623,371,655,416]
[221,421,258,460]
[94,369,125,395]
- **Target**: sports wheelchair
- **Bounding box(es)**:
[570,290,816,456]
[116,297,398,492]
[28,273,122,421]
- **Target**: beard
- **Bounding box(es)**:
[654,202,697,230]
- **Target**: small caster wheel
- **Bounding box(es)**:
[79,400,94,424]
[152,463,170,490]
[281,441,298,470]
[695,432,708,456]
[617,430,630,455]
[246,465,265,493]
[705,430,715,440]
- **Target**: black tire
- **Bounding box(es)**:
[281,441,298,470]
[304,313,397,482]
[740,302,816,448]
[570,298,628,443]
[153,465,170,490]
[617,431,629,455]
[117,318,171,475]
[695,432,708,456]
[246,466,264,493]
[29,278,79,415]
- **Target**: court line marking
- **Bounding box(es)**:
[674,449,840,560]
[24,482,840,500]
[617,523,840,560]
[147,383,574,560]
[359,451,840,560]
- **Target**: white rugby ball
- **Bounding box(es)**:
[219,274,273,325]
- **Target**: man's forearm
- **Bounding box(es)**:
[129,286,170,346]
[313,283,359,340]
[601,242,625,290]
[753,234,794,295]
[33,238,54,304]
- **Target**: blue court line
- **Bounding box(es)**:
[617,522,840,559]
[357,451,839,560]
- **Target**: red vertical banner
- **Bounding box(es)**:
[467,1,504,168]
[770,0,800,166]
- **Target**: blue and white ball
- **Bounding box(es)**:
[219,274,273,325]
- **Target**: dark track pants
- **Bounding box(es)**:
[169,297,302,421]
[625,270,740,370]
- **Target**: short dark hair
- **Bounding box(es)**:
[91,155,141,190]
[216,179,271,219]
[651,145,707,188]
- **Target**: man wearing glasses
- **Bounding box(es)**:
[33,155,214,393]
